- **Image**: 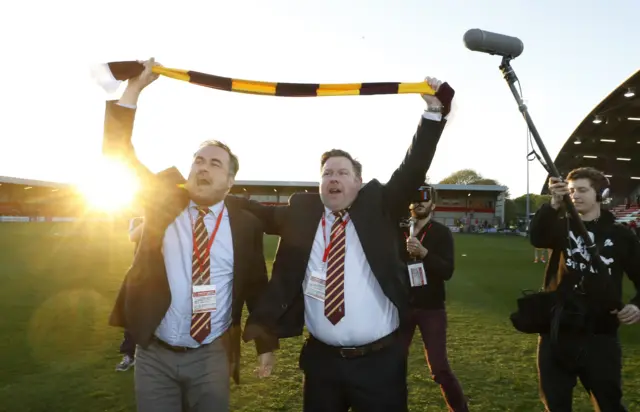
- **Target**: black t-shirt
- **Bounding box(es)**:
[397,219,455,310]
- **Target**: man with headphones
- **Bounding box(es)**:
[397,184,468,411]
[530,166,640,411]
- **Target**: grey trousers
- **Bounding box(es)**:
[135,338,230,412]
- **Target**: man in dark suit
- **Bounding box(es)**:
[231,77,455,412]
[105,59,277,412]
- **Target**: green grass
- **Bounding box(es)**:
[0,222,639,411]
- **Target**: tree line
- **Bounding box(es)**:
[430,168,550,225]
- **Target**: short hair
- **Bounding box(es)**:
[320,149,362,178]
[195,140,239,177]
[566,167,609,195]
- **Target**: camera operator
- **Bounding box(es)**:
[530,167,640,411]
[398,184,468,412]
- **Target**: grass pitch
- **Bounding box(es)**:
[0,222,638,411]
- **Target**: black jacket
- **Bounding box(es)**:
[103,101,277,384]
[234,113,448,343]
[530,203,640,333]
[398,219,454,310]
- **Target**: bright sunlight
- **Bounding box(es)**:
[74,158,139,213]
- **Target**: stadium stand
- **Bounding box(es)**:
[0,176,76,220]
[542,69,640,223]
[0,175,507,230]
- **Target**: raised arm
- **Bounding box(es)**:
[530,178,568,249]
[382,78,455,218]
[529,204,566,249]
[102,59,161,188]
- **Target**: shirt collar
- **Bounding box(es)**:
[189,199,226,217]
[323,207,349,221]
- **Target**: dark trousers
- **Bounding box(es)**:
[119,330,136,357]
[537,333,627,411]
[299,333,408,412]
[399,308,468,412]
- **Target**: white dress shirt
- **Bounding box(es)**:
[304,208,399,346]
[155,200,234,347]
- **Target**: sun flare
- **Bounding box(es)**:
[74,158,139,213]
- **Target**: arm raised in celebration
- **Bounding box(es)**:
[102,58,162,188]
[382,77,454,219]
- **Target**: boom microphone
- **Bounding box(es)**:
[463,29,524,58]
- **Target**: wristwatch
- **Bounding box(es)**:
[426,105,443,113]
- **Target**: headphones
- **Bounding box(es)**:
[596,175,611,202]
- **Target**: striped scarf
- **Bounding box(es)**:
[93,61,436,98]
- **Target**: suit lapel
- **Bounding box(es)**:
[225,201,246,301]
[143,187,189,250]
[301,197,324,257]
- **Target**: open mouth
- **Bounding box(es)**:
[196,177,211,187]
[328,188,342,194]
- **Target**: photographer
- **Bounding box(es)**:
[530,167,640,411]
[398,184,468,412]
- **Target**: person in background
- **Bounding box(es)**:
[115,216,144,372]
[530,167,640,411]
[398,184,469,412]
[534,247,547,264]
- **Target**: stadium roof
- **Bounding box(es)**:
[0,175,69,189]
[433,184,507,192]
[0,176,507,193]
[234,180,317,187]
[542,69,640,196]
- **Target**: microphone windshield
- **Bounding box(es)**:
[463,29,524,58]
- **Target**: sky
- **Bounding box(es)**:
[1,0,638,198]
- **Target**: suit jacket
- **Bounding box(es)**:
[103,101,277,384]
[228,113,448,343]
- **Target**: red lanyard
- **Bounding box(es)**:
[321,214,350,263]
[189,205,225,275]
[405,223,431,242]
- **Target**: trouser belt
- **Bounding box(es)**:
[308,330,397,358]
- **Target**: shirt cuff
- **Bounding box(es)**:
[421,110,443,122]
[117,102,137,109]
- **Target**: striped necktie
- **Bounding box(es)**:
[325,211,347,325]
[190,206,211,343]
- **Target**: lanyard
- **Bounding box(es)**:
[189,205,225,276]
[404,222,431,242]
[321,214,351,263]
[405,223,431,261]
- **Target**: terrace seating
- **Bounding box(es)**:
[611,203,640,221]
